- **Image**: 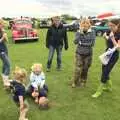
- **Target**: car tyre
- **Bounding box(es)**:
[96,31,103,36]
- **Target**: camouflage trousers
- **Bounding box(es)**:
[72,53,92,86]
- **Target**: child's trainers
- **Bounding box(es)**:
[72,83,76,88]
[106,80,112,91]
[92,83,105,98]
[46,68,50,72]
[24,118,28,120]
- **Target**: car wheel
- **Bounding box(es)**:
[34,39,39,42]
[66,28,70,31]
[96,31,103,36]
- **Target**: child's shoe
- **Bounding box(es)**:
[24,118,28,120]
[71,83,76,88]
[106,80,112,91]
[102,84,108,90]
[46,68,50,72]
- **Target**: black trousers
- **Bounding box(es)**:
[101,51,119,83]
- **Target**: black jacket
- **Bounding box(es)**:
[46,24,68,50]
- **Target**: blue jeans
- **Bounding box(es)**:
[47,45,62,69]
[0,51,10,76]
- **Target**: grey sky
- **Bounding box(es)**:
[0,0,119,17]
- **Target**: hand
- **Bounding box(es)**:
[79,41,82,45]
[103,32,109,40]
[115,44,119,49]
[109,32,114,39]
[46,44,49,49]
[64,45,68,50]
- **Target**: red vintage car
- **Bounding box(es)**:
[12,18,39,43]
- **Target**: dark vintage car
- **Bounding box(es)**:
[92,21,110,36]
[39,19,51,28]
[12,18,39,43]
[63,20,79,31]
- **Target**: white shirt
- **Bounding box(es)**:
[30,72,45,89]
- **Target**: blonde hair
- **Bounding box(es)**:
[80,18,91,29]
[0,19,5,25]
[51,16,60,20]
[13,66,27,82]
[31,63,43,72]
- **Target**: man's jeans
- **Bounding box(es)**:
[0,51,10,76]
[47,45,62,69]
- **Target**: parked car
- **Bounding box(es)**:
[63,20,80,31]
[39,19,51,28]
[92,21,110,36]
[12,18,39,43]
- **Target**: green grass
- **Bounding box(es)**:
[0,29,120,120]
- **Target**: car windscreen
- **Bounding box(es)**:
[14,20,32,25]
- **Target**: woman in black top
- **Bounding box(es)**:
[92,19,120,98]
[0,19,10,85]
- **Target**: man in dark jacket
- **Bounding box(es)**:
[46,16,68,71]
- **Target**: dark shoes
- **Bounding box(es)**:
[46,66,62,72]
[56,67,62,71]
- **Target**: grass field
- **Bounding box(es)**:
[0,29,120,120]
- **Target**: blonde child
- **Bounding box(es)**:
[71,18,96,87]
[28,63,49,109]
[5,67,29,120]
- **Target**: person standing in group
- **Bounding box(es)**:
[46,16,68,72]
[71,18,96,88]
[0,19,10,86]
[92,19,120,98]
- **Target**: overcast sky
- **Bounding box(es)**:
[0,0,120,18]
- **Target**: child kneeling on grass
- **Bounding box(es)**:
[27,63,49,109]
[5,66,29,120]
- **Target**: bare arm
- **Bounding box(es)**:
[19,96,24,111]
[103,32,109,40]
[0,32,8,42]
[117,40,120,48]
[110,32,118,47]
